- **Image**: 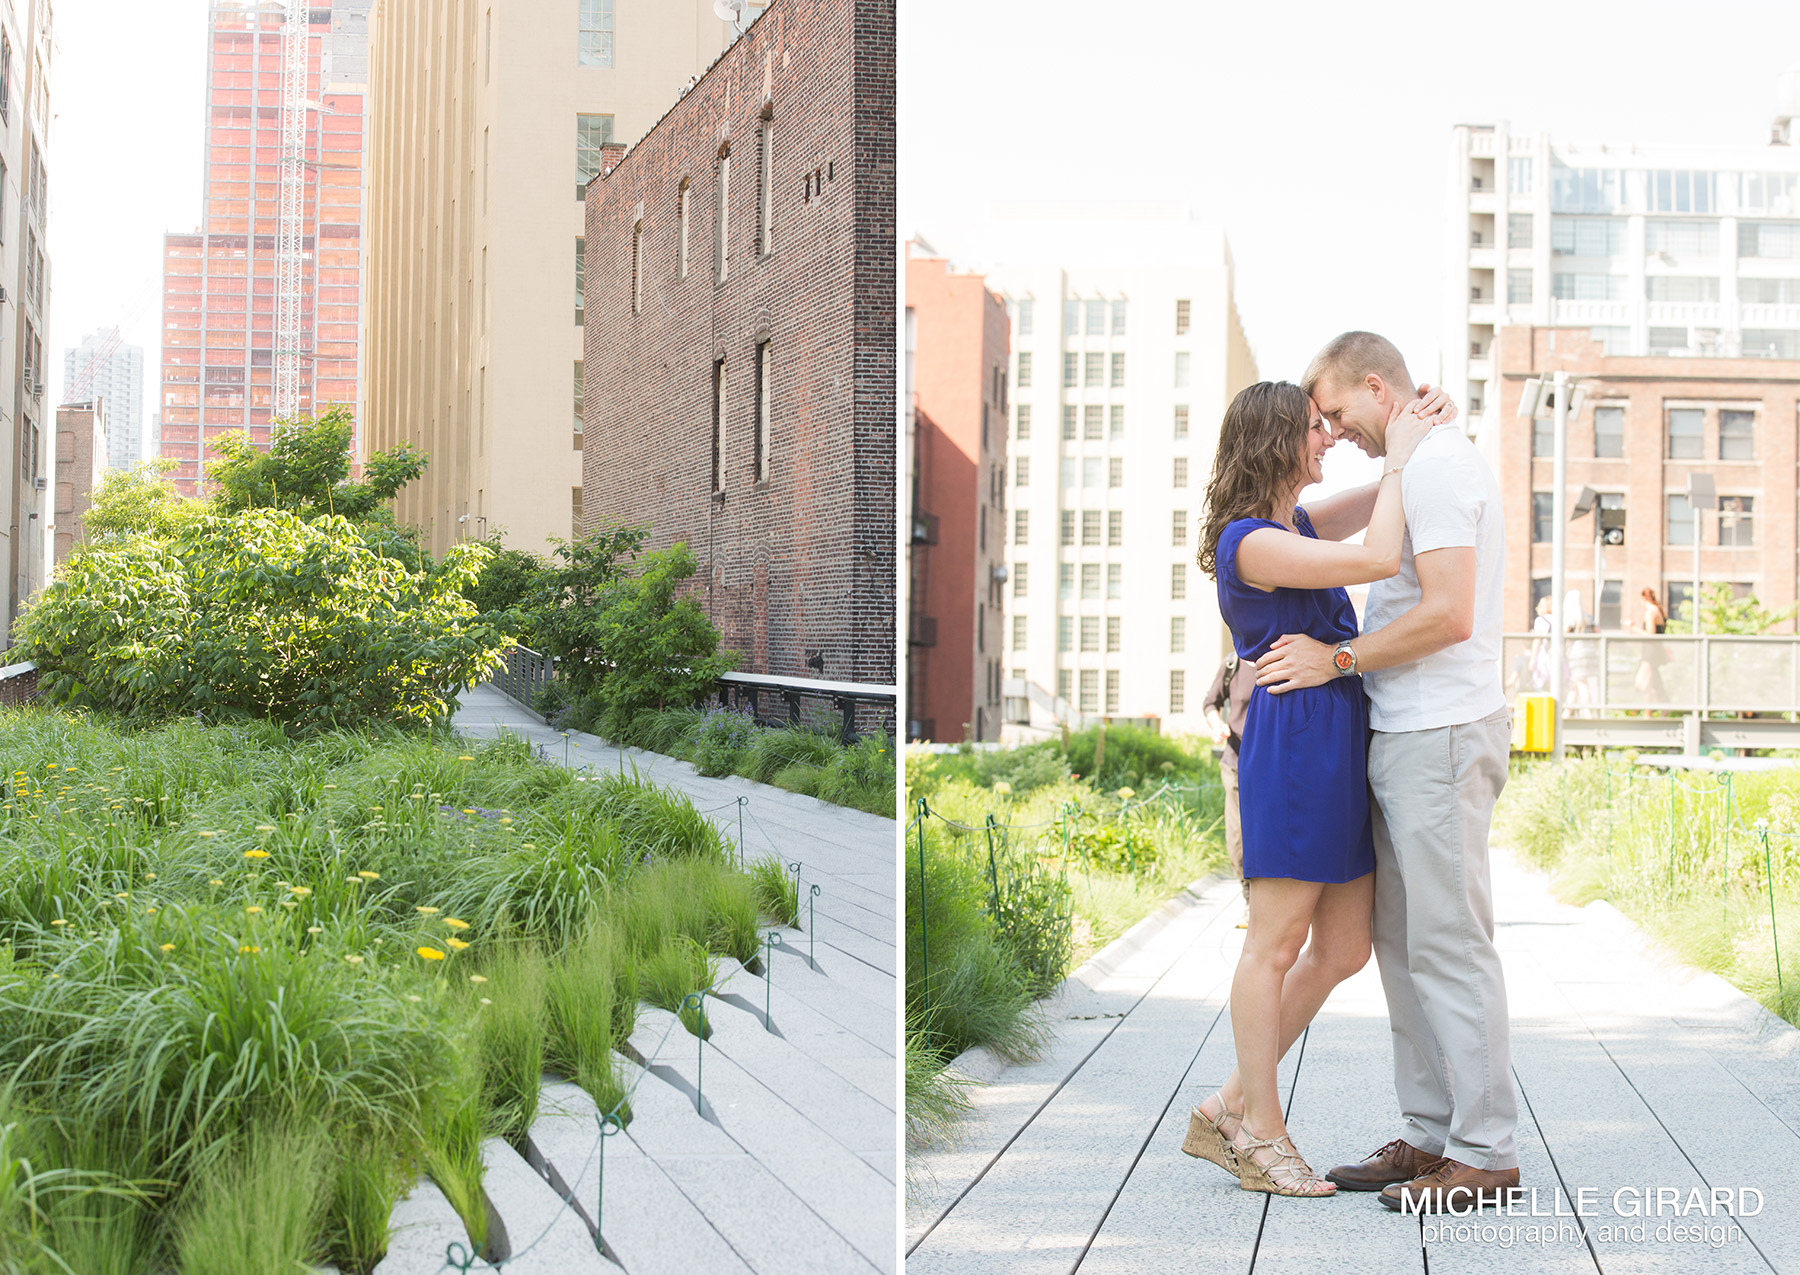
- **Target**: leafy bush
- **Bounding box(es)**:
[464,544,549,641]
[21,508,511,734]
[1069,823,1159,874]
[209,405,425,526]
[1062,723,1205,788]
[691,707,761,777]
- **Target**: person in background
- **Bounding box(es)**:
[1202,652,1258,916]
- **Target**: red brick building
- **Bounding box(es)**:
[582,0,895,689]
[1494,325,1800,633]
[905,247,1009,742]
[158,0,370,496]
[53,398,108,565]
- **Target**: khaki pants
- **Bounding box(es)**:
[1221,762,1248,899]
[1369,707,1518,1171]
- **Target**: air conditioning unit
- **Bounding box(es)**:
[0,286,9,304]
[33,477,45,491]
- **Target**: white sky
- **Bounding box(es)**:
[900,0,1800,493]
[48,0,210,422]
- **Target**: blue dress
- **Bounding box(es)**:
[1215,512,1374,884]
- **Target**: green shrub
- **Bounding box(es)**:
[738,727,837,784]
[469,945,548,1141]
[1062,723,1204,788]
[692,707,760,777]
[1069,823,1159,874]
[22,508,511,733]
[172,1119,331,1275]
[546,921,632,1122]
[991,867,1074,997]
[750,854,799,926]
[816,732,897,817]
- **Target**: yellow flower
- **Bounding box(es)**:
[145,907,158,916]
[1116,787,1136,800]
[344,954,364,964]
[49,919,67,927]
[290,886,312,898]
[443,918,470,931]
[462,808,477,814]
[416,947,445,961]
[115,892,131,900]
[406,994,423,1003]
[281,900,298,909]
[159,943,175,952]
[370,806,383,813]
[358,870,380,880]
[415,905,440,915]
[458,755,474,761]
[244,849,270,859]
[245,906,263,915]
[198,830,218,838]
[306,925,323,934]
[255,824,275,833]
[240,945,261,954]
[500,817,513,825]
[521,843,535,850]
[446,937,469,950]
[479,997,492,1005]
[145,872,156,881]
[210,878,224,887]
[469,974,488,984]
[322,783,338,789]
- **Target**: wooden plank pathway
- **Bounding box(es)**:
[907,846,1800,1274]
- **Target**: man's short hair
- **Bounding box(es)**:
[1302,331,1413,398]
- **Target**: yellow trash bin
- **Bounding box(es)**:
[1513,693,1555,753]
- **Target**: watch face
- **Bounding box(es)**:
[1333,648,1354,671]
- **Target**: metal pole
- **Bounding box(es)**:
[1693,512,1702,637]
[1550,369,1570,761]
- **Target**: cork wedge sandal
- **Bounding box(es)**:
[1180,1091,1243,1177]
[1231,1131,1337,1197]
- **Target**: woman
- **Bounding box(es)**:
[1635,586,1669,702]
[1179,379,1443,1196]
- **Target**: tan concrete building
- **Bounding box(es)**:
[362,0,753,558]
[1494,324,1800,634]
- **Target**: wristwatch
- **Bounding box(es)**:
[1332,641,1358,676]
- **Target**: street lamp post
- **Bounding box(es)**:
[1686,472,1715,638]
[1548,370,1569,760]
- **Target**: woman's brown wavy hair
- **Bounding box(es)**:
[1196,380,1312,579]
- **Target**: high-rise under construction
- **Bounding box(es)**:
[156,0,370,496]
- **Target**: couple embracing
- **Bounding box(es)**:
[1181,331,1518,1214]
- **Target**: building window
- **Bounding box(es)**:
[1173,405,1189,438]
[1594,405,1624,458]
[1551,216,1626,257]
[1666,408,1703,459]
[1508,213,1534,249]
[1170,615,1186,654]
[1107,510,1122,547]
[1645,276,1720,303]
[1014,509,1029,545]
[1059,405,1076,440]
[576,114,615,198]
[710,357,726,490]
[1532,492,1553,543]
[1063,353,1078,388]
[1107,562,1122,599]
[1058,616,1073,653]
[757,114,774,255]
[1666,493,1695,546]
[1063,299,1079,336]
[0,32,9,123]
[1060,510,1076,546]
[1012,615,1028,650]
[1172,457,1188,488]
[1646,219,1719,261]
[1552,273,1626,301]
[1647,169,1717,214]
[1509,156,1535,194]
[1081,562,1101,599]
[1084,352,1104,386]
[714,145,732,281]
[1169,670,1186,715]
[1084,405,1104,441]
[1111,299,1128,336]
[1080,616,1100,653]
[1059,562,1075,600]
[1744,329,1800,359]
[1013,562,1028,598]
[1081,510,1101,546]
[1740,172,1799,214]
[1665,581,1695,622]
[1599,579,1624,630]
[1648,327,1691,356]
[1719,410,1754,460]
[1016,404,1032,439]
[1507,269,1534,304]
[1590,326,1631,356]
[1105,669,1120,714]
[574,237,586,325]
[1082,456,1102,488]
[577,0,614,66]
[1109,404,1124,437]
[573,361,584,432]
[1532,417,1552,458]
[1719,496,1754,546]
[572,486,584,534]
[1015,455,1030,486]
[1739,221,1800,259]
[1170,563,1186,600]
[1175,298,1191,335]
[1085,299,1106,335]
[1016,351,1032,388]
[1016,297,1034,335]
[1174,351,1191,388]
[1106,616,1121,654]
[1110,352,1125,387]
[1108,457,1123,488]
[1171,510,1187,546]
[1739,277,1800,304]
[630,220,643,314]
[675,178,690,278]
[1552,168,1623,213]
[1079,670,1099,714]
[753,339,771,480]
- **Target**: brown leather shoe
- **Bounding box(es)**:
[1325,1138,1437,1191]
[1379,1157,1522,1213]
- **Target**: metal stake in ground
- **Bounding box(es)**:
[736,795,748,870]
[682,989,706,1115]
[763,930,784,1030]
[594,1109,623,1256]
[984,814,1001,918]
[1757,819,1785,1004]
[787,860,802,924]
[914,800,930,1019]
[809,883,821,970]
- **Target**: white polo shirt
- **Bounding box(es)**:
[1361,424,1506,733]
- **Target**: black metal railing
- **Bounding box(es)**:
[713,670,899,744]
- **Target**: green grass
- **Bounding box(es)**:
[1497,755,1800,1024]
[0,706,772,1268]
[750,853,799,926]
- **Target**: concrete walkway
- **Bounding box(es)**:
[907,847,1800,1274]
[377,685,897,1275]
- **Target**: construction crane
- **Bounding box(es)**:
[272,0,310,421]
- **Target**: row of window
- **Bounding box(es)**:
[1024,455,1191,489]
[1548,167,1742,215]
[1011,403,1195,441]
[1527,578,1752,628]
[1530,491,1755,546]
[1531,406,1757,461]
[1009,297,1197,339]
[1053,668,1127,716]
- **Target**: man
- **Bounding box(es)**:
[1255,331,1517,1214]
[1201,651,1256,914]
